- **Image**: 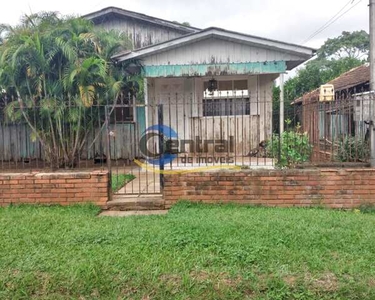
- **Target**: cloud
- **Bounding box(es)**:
[0,0,368,83]
[0,0,369,52]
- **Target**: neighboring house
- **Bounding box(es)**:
[293,64,370,103]
[293,64,370,144]
[85,7,315,158]
[83,7,199,49]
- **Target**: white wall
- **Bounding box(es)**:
[146,74,276,155]
[142,37,306,66]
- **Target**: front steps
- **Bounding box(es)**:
[105,194,165,211]
[99,210,168,217]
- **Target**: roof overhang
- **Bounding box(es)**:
[83,6,199,34]
[113,27,316,70]
[142,61,288,77]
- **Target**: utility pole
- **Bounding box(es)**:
[370,0,375,167]
[280,73,285,135]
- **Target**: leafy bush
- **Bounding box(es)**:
[336,136,370,162]
[358,203,375,214]
[268,124,312,168]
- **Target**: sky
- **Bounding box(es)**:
[0,0,370,77]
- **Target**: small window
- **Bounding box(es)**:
[202,79,257,117]
[110,92,134,123]
[203,98,250,117]
[111,107,134,123]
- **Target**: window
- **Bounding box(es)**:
[110,92,134,123]
[203,98,250,117]
[112,107,134,123]
[202,79,257,117]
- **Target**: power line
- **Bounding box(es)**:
[280,0,363,62]
[302,0,364,46]
[301,0,353,45]
[305,0,364,44]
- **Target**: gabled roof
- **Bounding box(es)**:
[293,64,370,104]
[83,6,200,34]
[112,27,316,66]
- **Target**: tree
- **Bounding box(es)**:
[0,12,136,168]
[317,30,369,60]
[173,21,191,27]
[273,30,369,121]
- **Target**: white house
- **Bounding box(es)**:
[86,7,315,159]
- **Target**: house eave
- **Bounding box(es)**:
[83,6,200,34]
[112,27,316,65]
[141,61,288,78]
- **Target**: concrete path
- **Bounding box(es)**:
[99,210,168,217]
[117,171,161,194]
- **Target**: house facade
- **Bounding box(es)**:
[85,7,314,160]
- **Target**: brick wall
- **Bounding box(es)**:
[0,171,109,207]
[164,169,375,209]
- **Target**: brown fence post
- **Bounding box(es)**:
[105,105,112,201]
[158,104,164,189]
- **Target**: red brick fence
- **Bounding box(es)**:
[164,168,375,209]
[1,168,375,209]
[0,171,109,206]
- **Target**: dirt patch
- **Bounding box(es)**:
[90,289,100,298]
[283,275,298,287]
[256,273,274,291]
[368,278,375,287]
[190,270,210,282]
[159,274,182,288]
[306,272,338,292]
[120,287,139,298]
[190,270,242,289]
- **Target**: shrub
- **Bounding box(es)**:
[268,124,312,168]
[336,136,370,162]
[358,203,375,214]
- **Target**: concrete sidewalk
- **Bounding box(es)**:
[99,210,168,217]
[117,171,161,194]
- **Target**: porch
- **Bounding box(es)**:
[143,74,275,156]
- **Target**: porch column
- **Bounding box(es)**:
[144,78,149,128]
[279,73,285,135]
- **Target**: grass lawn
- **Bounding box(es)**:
[1,203,375,299]
[111,173,135,192]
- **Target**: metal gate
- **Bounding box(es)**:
[107,103,164,196]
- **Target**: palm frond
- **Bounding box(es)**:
[79,85,95,107]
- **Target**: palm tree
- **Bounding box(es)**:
[0,13,137,169]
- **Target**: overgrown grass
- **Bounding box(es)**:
[111,173,135,192]
[1,202,375,299]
